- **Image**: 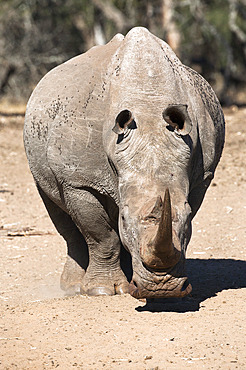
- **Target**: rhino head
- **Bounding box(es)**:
[106,104,194,299]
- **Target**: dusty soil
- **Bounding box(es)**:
[0,106,245,369]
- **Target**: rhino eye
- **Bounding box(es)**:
[112,109,137,135]
[163,104,192,136]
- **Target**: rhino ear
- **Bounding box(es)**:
[163,104,192,136]
[112,109,136,135]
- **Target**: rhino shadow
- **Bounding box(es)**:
[136,258,246,313]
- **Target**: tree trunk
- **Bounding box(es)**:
[161,0,180,54]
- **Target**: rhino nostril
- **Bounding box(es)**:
[132,280,138,287]
[181,279,190,292]
[129,279,141,298]
[181,279,189,291]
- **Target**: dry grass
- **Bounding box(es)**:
[0,98,26,115]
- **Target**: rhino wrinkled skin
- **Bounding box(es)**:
[24,27,225,299]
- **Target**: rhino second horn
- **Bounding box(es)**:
[141,188,181,270]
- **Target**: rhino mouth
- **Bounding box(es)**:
[128,255,192,299]
[129,274,192,299]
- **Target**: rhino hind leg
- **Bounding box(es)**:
[62,187,130,296]
[37,186,88,295]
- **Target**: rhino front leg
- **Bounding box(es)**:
[63,187,129,296]
[37,186,88,295]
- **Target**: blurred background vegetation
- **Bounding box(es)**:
[0,0,246,106]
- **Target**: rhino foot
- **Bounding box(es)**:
[65,283,85,296]
[82,266,130,296]
[114,281,130,295]
[86,286,114,296]
[61,256,130,296]
[86,281,129,296]
[60,255,85,295]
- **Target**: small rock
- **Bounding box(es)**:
[226,206,233,214]
[144,355,153,360]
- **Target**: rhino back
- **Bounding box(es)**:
[24,34,124,205]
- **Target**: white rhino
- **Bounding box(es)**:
[24,27,225,299]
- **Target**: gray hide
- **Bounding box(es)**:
[24,27,225,299]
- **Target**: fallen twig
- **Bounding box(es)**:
[0,226,55,237]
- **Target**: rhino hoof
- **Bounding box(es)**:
[87,286,115,296]
[65,283,84,296]
[115,282,130,295]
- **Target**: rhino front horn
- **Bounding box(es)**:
[140,188,181,270]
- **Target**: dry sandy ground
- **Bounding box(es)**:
[0,107,245,369]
